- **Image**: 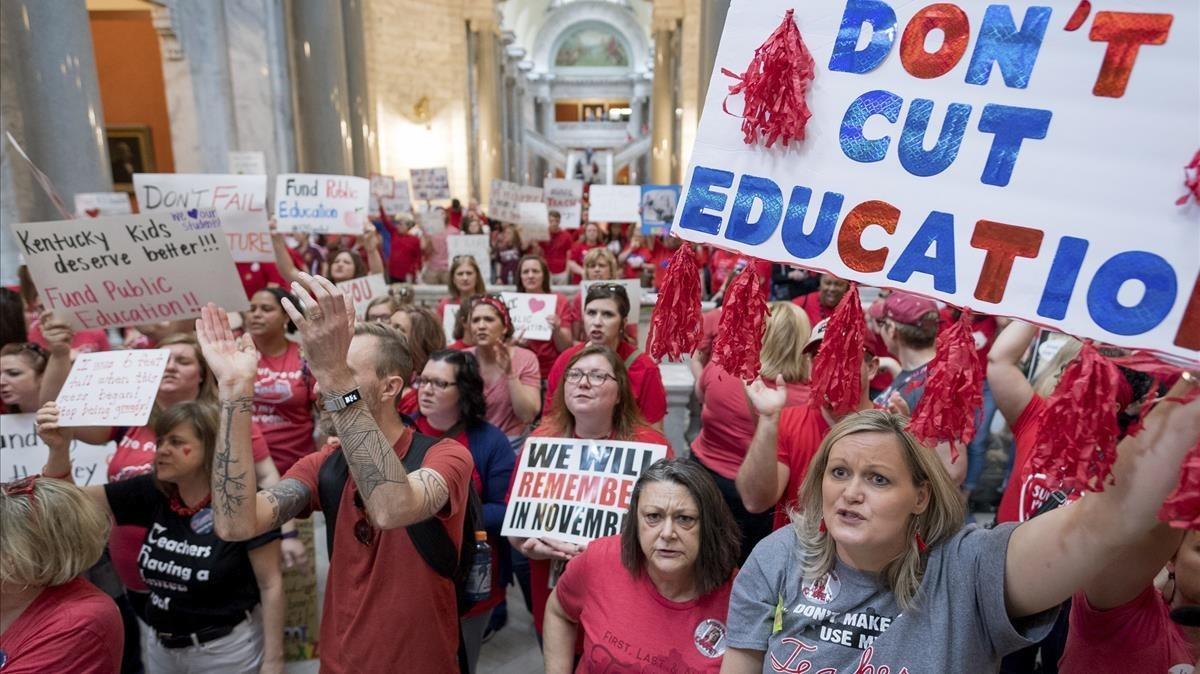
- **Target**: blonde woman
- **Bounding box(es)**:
[721,396,1200,673]
[0,477,121,673]
[691,302,812,561]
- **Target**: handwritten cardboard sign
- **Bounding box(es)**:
[133,173,272,263]
[370,173,396,198]
[545,179,584,229]
[588,185,641,223]
[274,173,369,235]
[640,185,681,235]
[581,278,643,325]
[677,0,1200,363]
[489,179,521,223]
[502,437,669,546]
[0,414,113,485]
[501,292,556,342]
[228,151,266,175]
[336,274,389,319]
[410,167,451,201]
[218,210,274,264]
[75,192,132,218]
[518,202,550,242]
[448,234,492,284]
[56,350,169,427]
[12,211,250,330]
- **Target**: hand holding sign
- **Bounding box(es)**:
[34,401,72,455]
[38,310,74,357]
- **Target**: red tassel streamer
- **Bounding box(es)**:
[810,284,866,416]
[1028,343,1124,492]
[1177,149,1200,206]
[710,264,769,380]
[648,244,703,363]
[907,310,984,463]
[721,8,815,149]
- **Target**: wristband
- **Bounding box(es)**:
[281,530,299,540]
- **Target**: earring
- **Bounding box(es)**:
[818,519,827,533]
[915,531,928,553]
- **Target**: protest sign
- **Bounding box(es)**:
[502,437,669,546]
[517,185,545,204]
[134,174,272,262]
[336,274,389,319]
[588,184,641,223]
[56,350,169,427]
[5,131,70,218]
[370,173,396,198]
[0,414,113,485]
[219,210,274,263]
[410,167,451,201]
[581,278,643,324]
[418,206,445,236]
[518,202,550,242]
[75,192,132,218]
[228,151,266,175]
[448,234,492,283]
[11,210,250,330]
[677,1,1200,363]
[640,185,681,235]
[545,179,584,229]
[443,304,460,342]
[500,292,556,341]
[274,174,369,235]
[489,179,521,223]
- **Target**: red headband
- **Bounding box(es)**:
[473,296,512,334]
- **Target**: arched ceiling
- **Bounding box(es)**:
[501,0,652,75]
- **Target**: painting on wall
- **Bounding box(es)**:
[106,125,155,191]
[554,27,629,68]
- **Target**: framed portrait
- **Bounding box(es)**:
[581,104,606,122]
[106,125,155,192]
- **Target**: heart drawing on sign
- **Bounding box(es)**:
[84,208,100,218]
[187,208,199,219]
[528,298,547,313]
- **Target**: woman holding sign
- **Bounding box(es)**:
[543,458,740,672]
[514,254,574,377]
[466,296,541,442]
[509,344,671,636]
[269,218,383,286]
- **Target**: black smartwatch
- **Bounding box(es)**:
[321,389,362,412]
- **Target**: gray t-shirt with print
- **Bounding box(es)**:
[727,523,1057,673]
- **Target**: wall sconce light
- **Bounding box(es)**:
[413,96,432,129]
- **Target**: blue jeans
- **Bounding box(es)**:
[964,381,998,493]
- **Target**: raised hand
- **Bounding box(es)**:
[39,311,74,357]
[886,392,911,418]
[35,401,72,454]
[195,304,260,386]
[360,220,380,252]
[744,374,789,418]
[279,273,353,381]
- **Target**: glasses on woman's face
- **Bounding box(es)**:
[412,376,456,392]
[565,369,617,387]
[353,490,375,546]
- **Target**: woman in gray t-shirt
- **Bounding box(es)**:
[722,396,1200,673]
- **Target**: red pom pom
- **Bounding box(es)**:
[1029,343,1124,492]
[810,284,866,416]
[710,263,769,380]
[907,310,984,463]
[648,244,703,363]
[721,8,815,149]
[1177,149,1200,206]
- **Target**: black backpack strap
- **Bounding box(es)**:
[403,432,460,579]
[316,449,350,559]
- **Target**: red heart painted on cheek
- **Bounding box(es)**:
[181,447,192,456]
[528,298,546,313]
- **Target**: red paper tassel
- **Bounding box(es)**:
[907,310,984,463]
[721,8,815,149]
[810,284,866,416]
[1176,149,1200,206]
[1028,343,1124,492]
[648,244,703,363]
[710,263,769,380]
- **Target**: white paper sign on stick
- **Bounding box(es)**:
[448,234,492,284]
[336,274,389,319]
[676,0,1200,364]
[370,173,396,198]
[488,180,521,223]
[56,350,169,427]
[11,210,250,330]
[518,202,550,243]
[410,167,451,201]
[443,304,460,342]
[0,414,113,485]
[274,174,370,234]
[75,193,132,218]
[545,179,584,229]
[501,437,669,545]
[228,151,266,175]
[501,292,556,342]
[588,185,641,223]
[581,278,643,325]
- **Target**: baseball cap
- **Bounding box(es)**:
[804,317,878,356]
[881,292,938,327]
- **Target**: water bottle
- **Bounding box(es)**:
[466,531,491,603]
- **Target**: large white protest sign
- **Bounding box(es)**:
[370,173,396,198]
[410,167,451,201]
[336,274,389,319]
[517,185,545,204]
[75,192,133,218]
[581,278,643,324]
[11,211,249,330]
[502,437,669,546]
[448,234,492,284]
[489,179,521,222]
[228,151,266,175]
[588,185,641,223]
[56,350,169,427]
[0,414,113,485]
[518,202,550,242]
[545,179,584,229]
[640,185,681,235]
[677,1,1200,363]
[373,182,413,218]
[501,292,556,341]
[134,173,272,262]
[274,174,369,234]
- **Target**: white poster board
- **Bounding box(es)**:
[0,414,113,485]
[370,173,396,198]
[410,167,451,201]
[489,179,521,223]
[545,178,584,229]
[56,350,169,427]
[501,437,669,546]
[133,173,272,263]
[336,274,389,319]
[443,304,460,342]
[228,151,266,176]
[581,278,643,325]
[676,0,1200,364]
[75,192,132,218]
[518,202,550,243]
[588,185,641,223]
[501,292,556,342]
[11,211,250,330]
[447,234,492,284]
[274,174,370,234]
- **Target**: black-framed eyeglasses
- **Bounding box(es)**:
[412,376,457,391]
[353,490,375,546]
[565,369,617,386]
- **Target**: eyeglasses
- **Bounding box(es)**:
[565,369,617,386]
[412,376,456,391]
[353,489,375,546]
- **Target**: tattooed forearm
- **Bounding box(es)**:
[214,396,254,520]
[263,480,312,529]
[330,401,409,500]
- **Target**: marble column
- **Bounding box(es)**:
[222,0,296,178]
[471,19,503,203]
[1,0,111,222]
[650,22,678,184]
[287,0,352,174]
[341,0,376,176]
[697,0,731,106]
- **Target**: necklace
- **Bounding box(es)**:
[169,492,211,517]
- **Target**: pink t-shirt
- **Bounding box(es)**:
[1058,587,1195,673]
[429,226,462,272]
[521,292,571,378]
[468,345,541,437]
[554,535,734,671]
[253,342,317,474]
[691,366,810,479]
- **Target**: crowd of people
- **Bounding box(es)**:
[0,196,1198,674]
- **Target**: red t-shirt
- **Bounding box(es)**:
[253,342,317,475]
[1059,587,1195,673]
[544,341,667,424]
[0,578,123,674]
[235,261,288,298]
[996,396,1080,523]
[622,246,653,280]
[539,230,577,274]
[568,242,604,283]
[708,251,773,297]
[697,308,723,364]
[554,535,734,671]
[521,293,571,378]
[792,291,836,328]
[284,430,473,674]
[692,366,810,480]
[774,403,832,530]
[514,424,672,634]
[387,232,423,283]
[649,246,674,290]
